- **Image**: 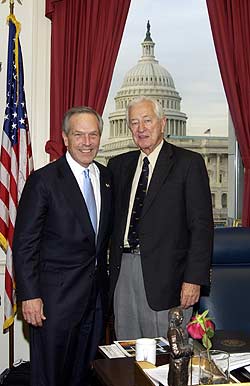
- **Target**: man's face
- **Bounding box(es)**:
[128,100,166,155]
[62,113,101,167]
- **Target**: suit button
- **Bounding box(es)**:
[119,245,123,249]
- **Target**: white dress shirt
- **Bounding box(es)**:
[124,140,164,246]
[66,151,101,233]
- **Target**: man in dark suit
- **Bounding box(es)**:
[13,106,112,386]
[108,96,213,340]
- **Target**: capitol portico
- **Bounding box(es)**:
[100,22,228,226]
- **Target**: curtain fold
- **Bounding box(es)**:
[206,0,250,226]
[45,0,131,160]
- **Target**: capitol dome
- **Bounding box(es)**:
[121,23,176,91]
[122,62,175,89]
[103,22,187,156]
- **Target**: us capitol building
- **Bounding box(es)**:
[99,22,228,226]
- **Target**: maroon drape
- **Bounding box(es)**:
[45,0,131,160]
[206,0,250,226]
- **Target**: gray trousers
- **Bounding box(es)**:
[114,252,192,340]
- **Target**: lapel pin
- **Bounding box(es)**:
[105,183,110,188]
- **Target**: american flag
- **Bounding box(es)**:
[0,15,33,331]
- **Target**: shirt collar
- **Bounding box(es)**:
[65,151,99,177]
[139,140,164,169]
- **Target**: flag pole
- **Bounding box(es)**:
[0,0,22,13]
[10,0,14,14]
[6,0,23,14]
[7,0,22,370]
[1,0,30,370]
[9,326,14,368]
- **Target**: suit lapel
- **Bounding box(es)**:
[57,156,95,245]
[142,141,175,218]
[96,164,111,250]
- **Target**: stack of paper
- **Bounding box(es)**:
[144,363,200,386]
[143,353,250,386]
[229,352,250,371]
[98,344,126,359]
[99,337,169,359]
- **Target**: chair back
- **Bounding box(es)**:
[198,227,250,333]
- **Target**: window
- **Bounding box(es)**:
[212,193,215,208]
[101,0,232,226]
[222,193,227,208]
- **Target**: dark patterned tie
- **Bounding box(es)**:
[128,157,149,248]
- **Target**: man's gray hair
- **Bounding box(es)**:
[126,96,165,124]
[62,106,103,135]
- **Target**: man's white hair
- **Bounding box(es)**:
[126,96,165,125]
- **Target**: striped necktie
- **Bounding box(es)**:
[83,169,97,234]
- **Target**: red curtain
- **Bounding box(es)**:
[206,0,250,226]
[45,0,131,160]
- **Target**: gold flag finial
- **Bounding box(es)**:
[1,0,22,15]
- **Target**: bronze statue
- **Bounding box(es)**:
[167,307,192,386]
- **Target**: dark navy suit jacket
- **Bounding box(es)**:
[13,155,112,383]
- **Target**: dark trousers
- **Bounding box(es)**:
[29,284,103,386]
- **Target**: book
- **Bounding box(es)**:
[114,337,170,358]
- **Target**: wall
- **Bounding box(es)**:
[0,1,51,372]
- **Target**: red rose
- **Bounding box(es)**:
[187,317,214,339]
[205,319,214,331]
[187,311,215,350]
[187,318,204,339]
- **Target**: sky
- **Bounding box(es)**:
[102,0,228,143]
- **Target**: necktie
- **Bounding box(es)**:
[83,169,97,234]
[128,157,149,248]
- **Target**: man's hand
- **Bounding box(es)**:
[22,298,46,327]
[180,282,200,309]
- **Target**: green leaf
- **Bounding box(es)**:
[206,327,215,338]
[202,334,212,350]
[207,340,212,350]
[202,334,208,349]
[201,310,209,319]
[188,319,198,326]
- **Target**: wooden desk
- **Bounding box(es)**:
[92,352,250,386]
[92,340,204,386]
[93,357,134,386]
[93,354,169,386]
[92,337,250,386]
